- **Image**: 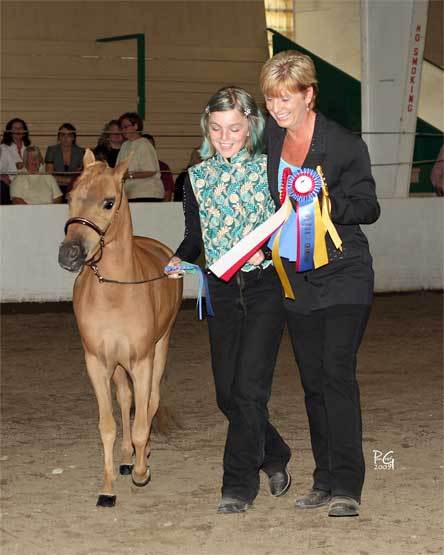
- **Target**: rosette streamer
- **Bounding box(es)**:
[164,262,214,319]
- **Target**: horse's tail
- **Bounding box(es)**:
[152,375,182,435]
[152,400,180,435]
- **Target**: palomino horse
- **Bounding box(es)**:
[58,150,182,507]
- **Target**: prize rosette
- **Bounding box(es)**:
[287,168,322,205]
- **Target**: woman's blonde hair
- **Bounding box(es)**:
[260,50,318,109]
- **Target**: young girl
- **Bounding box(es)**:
[165,87,291,514]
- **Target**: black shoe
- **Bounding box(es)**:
[268,468,291,497]
[295,488,331,509]
[217,497,251,514]
[328,496,360,517]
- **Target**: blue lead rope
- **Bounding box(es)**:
[164,262,214,320]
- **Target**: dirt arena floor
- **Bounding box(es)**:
[1,292,442,555]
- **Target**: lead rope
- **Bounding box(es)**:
[164,262,214,319]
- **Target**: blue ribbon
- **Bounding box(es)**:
[164,262,214,319]
[296,203,315,271]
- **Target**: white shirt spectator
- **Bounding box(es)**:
[117,137,164,199]
[10,171,62,204]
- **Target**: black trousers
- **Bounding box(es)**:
[286,304,371,501]
[207,266,291,503]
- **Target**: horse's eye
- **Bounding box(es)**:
[103,198,115,210]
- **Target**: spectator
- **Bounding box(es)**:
[431,144,444,196]
[45,123,84,201]
[116,112,164,202]
[10,146,62,205]
[93,120,124,168]
[0,118,31,204]
[143,133,175,201]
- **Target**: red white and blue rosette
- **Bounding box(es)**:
[288,168,322,271]
[287,168,322,205]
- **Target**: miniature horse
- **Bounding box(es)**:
[58,150,182,507]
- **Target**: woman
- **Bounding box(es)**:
[93,119,124,168]
[116,112,164,202]
[0,118,31,204]
[260,50,380,517]
[143,133,175,201]
[10,146,62,204]
[165,87,291,513]
[45,123,84,201]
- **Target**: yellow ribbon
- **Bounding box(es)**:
[317,165,342,251]
[272,195,296,299]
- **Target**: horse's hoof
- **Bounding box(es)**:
[96,494,116,508]
[120,464,133,476]
[132,467,151,487]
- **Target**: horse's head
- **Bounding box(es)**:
[58,149,129,272]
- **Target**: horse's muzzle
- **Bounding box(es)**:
[58,240,87,272]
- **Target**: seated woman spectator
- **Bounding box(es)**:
[143,133,175,201]
[93,119,124,167]
[0,118,31,204]
[116,112,164,202]
[10,146,62,204]
[45,123,84,201]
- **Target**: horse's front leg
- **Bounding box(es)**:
[85,353,118,507]
[112,365,133,475]
[130,354,154,487]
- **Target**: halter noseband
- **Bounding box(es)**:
[64,217,106,265]
[63,178,124,266]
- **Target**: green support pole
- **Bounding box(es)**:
[96,33,146,120]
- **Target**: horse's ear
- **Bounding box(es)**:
[83,149,96,167]
[113,156,130,181]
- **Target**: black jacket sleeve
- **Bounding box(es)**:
[329,138,380,225]
[174,174,203,262]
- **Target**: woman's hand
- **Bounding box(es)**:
[164,256,184,279]
[247,249,265,266]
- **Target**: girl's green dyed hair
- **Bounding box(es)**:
[199,86,265,160]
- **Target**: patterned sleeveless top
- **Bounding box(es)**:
[188,148,274,271]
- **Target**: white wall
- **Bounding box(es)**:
[1,200,442,303]
[0,204,199,302]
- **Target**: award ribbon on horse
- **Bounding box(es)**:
[164,262,214,319]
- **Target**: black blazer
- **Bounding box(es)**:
[265,112,380,313]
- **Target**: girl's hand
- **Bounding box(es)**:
[247,249,265,266]
[164,256,184,279]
